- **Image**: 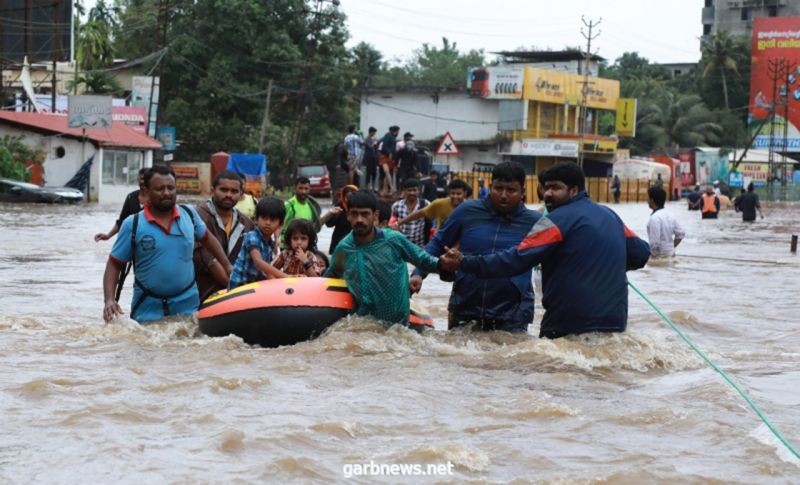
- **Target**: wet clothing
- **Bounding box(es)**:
[460,191,650,338]
[737,192,761,221]
[273,249,326,276]
[110,204,207,323]
[325,228,440,325]
[647,207,685,258]
[413,198,541,333]
[228,229,275,290]
[193,200,254,301]
[701,193,720,219]
[116,190,144,227]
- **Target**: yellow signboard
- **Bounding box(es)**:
[615,98,637,137]
[523,67,620,110]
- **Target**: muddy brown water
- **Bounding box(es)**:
[1,200,798,483]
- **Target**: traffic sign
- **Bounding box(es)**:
[615,98,637,137]
[436,131,460,155]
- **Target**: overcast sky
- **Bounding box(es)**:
[339,0,703,65]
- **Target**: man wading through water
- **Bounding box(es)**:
[102,165,231,323]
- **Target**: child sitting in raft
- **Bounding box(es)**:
[273,219,327,277]
[228,197,289,290]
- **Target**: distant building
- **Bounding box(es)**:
[0,111,161,203]
[659,62,698,79]
[701,0,800,43]
[493,50,604,77]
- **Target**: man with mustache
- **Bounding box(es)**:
[325,190,447,326]
[410,162,541,333]
[442,162,650,339]
[193,170,255,301]
[102,165,231,323]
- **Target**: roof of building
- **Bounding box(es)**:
[493,50,606,63]
[0,110,161,149]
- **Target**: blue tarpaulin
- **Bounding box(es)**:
[227,153,267,177]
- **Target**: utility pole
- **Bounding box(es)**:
[577,16,601,167]
[258,79,273,154]
[765,57,788,195]
[147,0,169,139]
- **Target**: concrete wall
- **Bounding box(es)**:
[359,91,499,144]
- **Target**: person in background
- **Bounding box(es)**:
[228,197,289,290]
[391,178,430,247]
[441,162,650,339]
[95,167,148,241]
[325,184,358,254]
[612,175,621,204]
[378,125,399,195]
[420,170,440,202]
[281,176,338,246]
[273,219,327,277]
[700,185,720,219]
[392,179,469,235]
[362,126,379,191]
[102,165,231,323]
[344,124,363,186]
[477,178,489,199]
[325,190,446,326]
[653,173,664,189]
[396,133,419,188]
[193,170,255,301]
[647,186,684,258]
[687,185,702,210]
[410,162,541,333]
[735,182,765,222]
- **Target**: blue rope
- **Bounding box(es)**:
[628,278,800,460]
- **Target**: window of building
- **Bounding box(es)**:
[703,25,711,36]
[704,0,712,7]
[741,8,749,21]
[768,6,777,17]
[102,150,143,185]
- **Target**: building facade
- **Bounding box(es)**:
[701,0,800,42]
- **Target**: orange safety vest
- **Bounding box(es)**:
[701,193,718,213]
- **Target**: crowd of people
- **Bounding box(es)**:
[96,123,772,338]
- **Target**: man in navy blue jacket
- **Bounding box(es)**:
[410,162,541,333]
[442,162,650,339]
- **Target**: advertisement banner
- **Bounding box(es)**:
[695,150,730,186]
[19,95,148,132]
[132,76,160,137]
[68,95,113,129]
[523,68,619,110]
[157,126,177,151]
[467,67,524,99]
[749,17,800,149]
[520,138,579,158]
[173,163,201,194]
[733,162,769,186]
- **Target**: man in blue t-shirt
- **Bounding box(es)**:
[102,165,231,323]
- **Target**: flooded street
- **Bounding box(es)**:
[1,198,799,483]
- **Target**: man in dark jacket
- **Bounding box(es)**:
[410,161,541,333]
[193,170,255,300]
[442,162,650,339]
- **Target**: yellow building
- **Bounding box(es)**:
[495,65,620,176]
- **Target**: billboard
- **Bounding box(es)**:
[749,17,800,150]
[467,67,524,99]
[68,95,113,129]
[1,0,73,63]
[523,67,619,110]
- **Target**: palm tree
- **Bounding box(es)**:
[701,30,739,111]
[636,91,723,152]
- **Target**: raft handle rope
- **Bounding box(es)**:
[627,278,800,460]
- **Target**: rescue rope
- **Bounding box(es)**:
[627,278,800,460]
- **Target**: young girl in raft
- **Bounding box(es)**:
[273,219,327,277]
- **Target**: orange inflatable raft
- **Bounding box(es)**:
[198,277,433,347]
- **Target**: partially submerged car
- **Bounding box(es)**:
[0,178,84,204]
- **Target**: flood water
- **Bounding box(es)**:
[1,198,799,483]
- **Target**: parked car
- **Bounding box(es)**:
[0,178,84,204]
[296,163,331,197]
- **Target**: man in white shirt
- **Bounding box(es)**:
[647,186,685,258]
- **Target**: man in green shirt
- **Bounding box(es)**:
[282,176,338,246]
[325,190,446,325]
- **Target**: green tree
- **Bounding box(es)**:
[635,92,723,153]
[372,37,484,88]
[0,135,45,181]
[700,30,740,111]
